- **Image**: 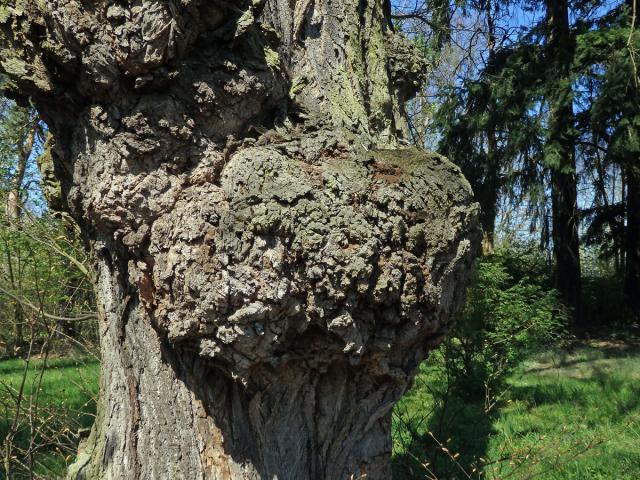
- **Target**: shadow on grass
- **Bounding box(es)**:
[509,367,640,415]
[394,402,493,479]
[525,343,640,376]
[392,342,640,479]
[392,379,494,479]
[0,357,99,479]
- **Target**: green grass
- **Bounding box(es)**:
[0,355,99,479]
[1,343,638,479]
[392,341,640,479]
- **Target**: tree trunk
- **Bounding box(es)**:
[483,0,499,255]
[624,0,640,321]
[4,113,37,355]
[69,239,409,479]
[551,166,582,323]
[0,1,481,478]
[625,162,640,321]
[545,0,583,325]
[482,107,499,254]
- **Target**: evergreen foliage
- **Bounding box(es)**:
[405,0,639,322]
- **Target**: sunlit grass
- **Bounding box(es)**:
[486,344,640,479]
[0,355,99,479]
[393,342,640,479]
[2,342,638,479]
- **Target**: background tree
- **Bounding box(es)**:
[403,0,638,325]
[545,0,582,324]
[0,100,41,354]
[584,0,640,321]
[0,96,98,478]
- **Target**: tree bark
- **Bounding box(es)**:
[545,0,583,325]
[482,0,499,255]
[4,110,37,355]
[625,162,640,321]
[624,0,640,321]
[69,237,414,479]
[0,1,480,478]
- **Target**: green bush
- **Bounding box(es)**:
[0,214,96,358]
[445,245,568,402]
[393,244,569,478]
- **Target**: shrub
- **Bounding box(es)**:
[393,243,569,479]
[446,245,568,404]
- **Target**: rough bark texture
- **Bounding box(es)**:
[0,1,480,478]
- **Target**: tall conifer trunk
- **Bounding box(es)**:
[623,0,640,321]
[483,0,499,254]
[625,163,640,320]
[546,0,583,325]
[0,1,480,478]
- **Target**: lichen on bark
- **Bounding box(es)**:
[1,1,480,479]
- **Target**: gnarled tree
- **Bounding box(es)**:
[0,1,480,478]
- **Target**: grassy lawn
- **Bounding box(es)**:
[392,341,640,479]
[0,355,99,479]
[1,342,638,479]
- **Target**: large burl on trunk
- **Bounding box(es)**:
[1,1,480,478]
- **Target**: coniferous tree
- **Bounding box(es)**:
[578,0,639,319]
[621,0,639,321]
[545,0,583,324]
[428,0,638,325]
